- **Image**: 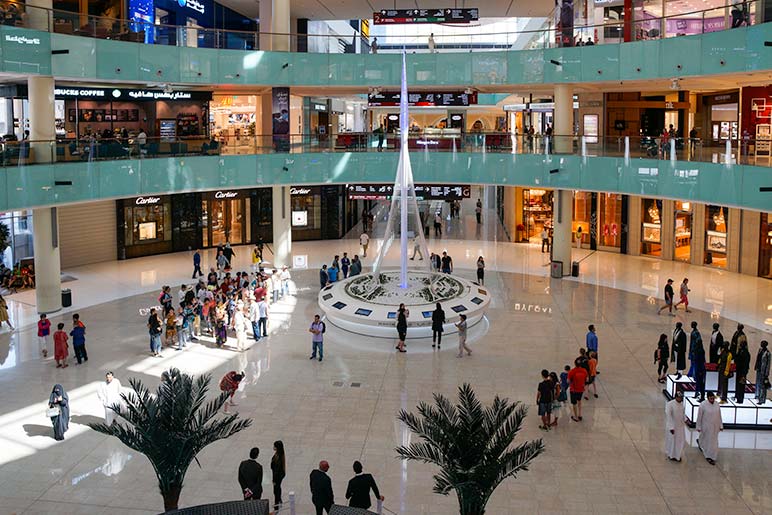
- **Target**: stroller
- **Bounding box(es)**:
[641,136,659,157]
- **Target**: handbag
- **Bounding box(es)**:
[46,406,60,418]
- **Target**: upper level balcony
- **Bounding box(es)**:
[0,1,770,88]
[0,133,768,213]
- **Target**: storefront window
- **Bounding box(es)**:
[522,189,552,242]
[641,198,662,256]
[760,213,772,279]
[124,204,170,246]
[674,201,692,262]
[704,205,728,268]
[290,187,323,240]
[573,192,592,248]
[599,193,622,248]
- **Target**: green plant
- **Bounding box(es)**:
[89,368,252,512]
[396,383,544,515]
[0,222,10,256]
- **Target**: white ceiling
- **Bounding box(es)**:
[220,0,552,22]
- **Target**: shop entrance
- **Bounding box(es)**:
[674,202,692,262]
[522,189,553,243]
[202,197,249,248]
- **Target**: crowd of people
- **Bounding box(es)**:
[535,325,600,431]
[145,243,292,357]
[238,448,384,514]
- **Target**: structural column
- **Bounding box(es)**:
[272,185,292,268]
[28,76,56,163]
[28,75,62,313]
[25,0,52,32]
[551,189,573,273]
[32,208,62,313]
[551,84,574,272]
[272,0,291,52]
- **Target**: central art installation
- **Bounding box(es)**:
[318,53,490,338]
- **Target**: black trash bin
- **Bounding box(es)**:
[424,225,429,237]
[571,261,580,277]
[61,288,72,308]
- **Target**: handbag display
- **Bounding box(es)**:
[46,406,61,418]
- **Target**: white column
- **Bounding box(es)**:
[28,76,56,164]
[553,84,573,154]
[272,185,292,268]
[272,0,291,52]
[25,0,52,32]
[552,189,573,271]
[33,207,62,314]
[259,0,272,50]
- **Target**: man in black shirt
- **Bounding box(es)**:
[238,447,263,500]
[536,369,554,431]
[310,460,334,515]
[345,460,383,510]
[440,252,453,274]
[657,278,675,316]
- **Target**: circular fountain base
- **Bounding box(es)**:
[318,270,491,339]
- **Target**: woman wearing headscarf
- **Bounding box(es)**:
[48,384,70,440]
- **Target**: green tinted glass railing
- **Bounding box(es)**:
[0,0,758,52]
[1,134,760,167]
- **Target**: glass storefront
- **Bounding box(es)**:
[0,210,33,269]
[201,192,250,248]
[760,213,772,279]
[704,205,728,268]
[119,196,173,258]
[522,189,553,242]
[674,201,692,262]
[573,192,592,248]
[641,198,662,256]
[598,193,622,248]
[290,186,323,241]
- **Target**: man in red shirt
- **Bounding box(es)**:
[568,358,588,422]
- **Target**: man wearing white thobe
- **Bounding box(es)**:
[664,391,686,462]
[696,391,723,465]
[97,371,123,426]
[234,302,248,352]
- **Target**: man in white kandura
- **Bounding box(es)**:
[97,371,123,426]
[664,390,687,462]
[696,391,723,465]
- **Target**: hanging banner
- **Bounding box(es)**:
[272,87,290,152]
[555,0,574,47]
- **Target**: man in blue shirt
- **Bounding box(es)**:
[586,324,599,374]
[70,313,88,364]
[192,249,203,279]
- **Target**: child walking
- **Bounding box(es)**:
[165,310,177,347]
[37,314,51,358]
[53,322,69,368]
[585,351,599,400]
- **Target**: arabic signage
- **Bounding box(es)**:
[373,8,478,24]
[51,87,212,101]
[4,35,42,45]
[368,91,478,107]
[347,184,471,201]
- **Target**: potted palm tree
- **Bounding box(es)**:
[396,383,544,515]
[89,368,252,512]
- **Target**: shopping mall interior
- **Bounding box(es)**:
[0,0,771,514]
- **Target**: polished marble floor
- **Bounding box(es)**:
[0,201,771,515]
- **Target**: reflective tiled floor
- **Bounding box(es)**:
[0,202,770,514]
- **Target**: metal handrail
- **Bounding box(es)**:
[0,0,758,52]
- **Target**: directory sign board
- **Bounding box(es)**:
[373,8,479,24]
[348,184,471,200]
[368,91,477,107]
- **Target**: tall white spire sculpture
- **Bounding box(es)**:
[371,52,431,288]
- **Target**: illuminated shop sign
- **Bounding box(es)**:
[214,191,238,199]
[5,35,41,45]
[179,0,206,14]
[135,196,162,205]
[290,187,312,195]
[51,87,212,101]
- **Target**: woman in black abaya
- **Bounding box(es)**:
[48,384,70,441]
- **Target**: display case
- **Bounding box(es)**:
[755,124,771,158]
[642,222,661,243]
[706,230,727,253]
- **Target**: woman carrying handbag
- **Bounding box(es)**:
[48,384,70,441]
